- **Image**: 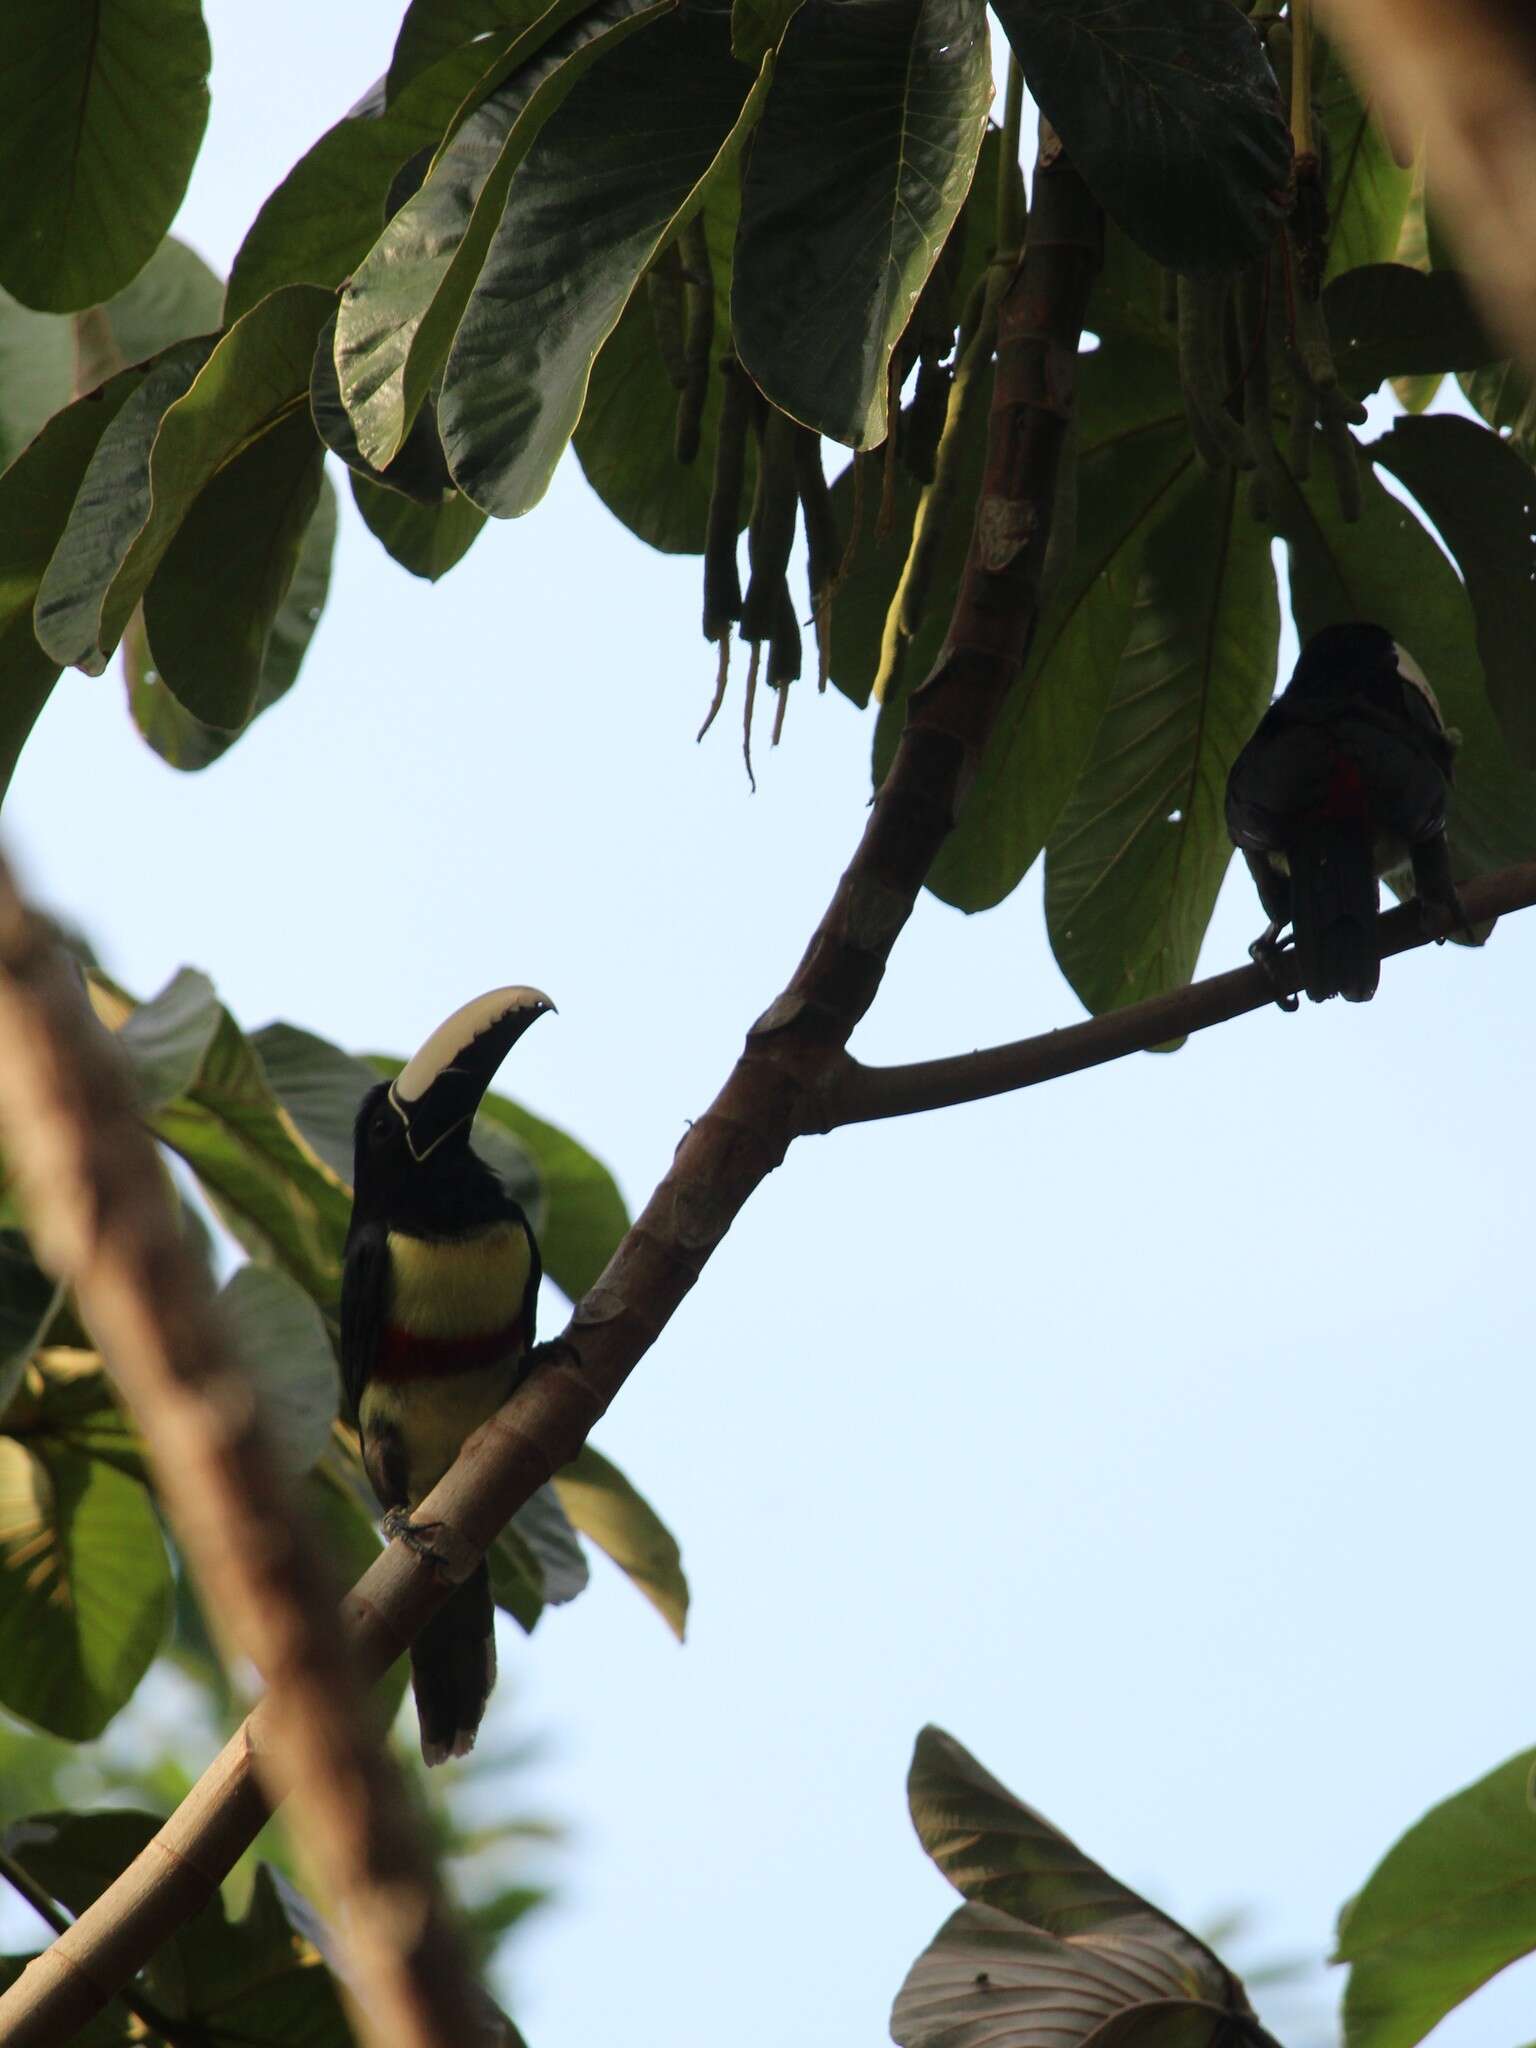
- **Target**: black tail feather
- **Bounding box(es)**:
[411,1559,495,1766]
[1289,828,1379,1002]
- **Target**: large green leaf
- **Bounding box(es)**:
[1319,45,1412,282]
[224,42,506,325]
[1371,414,1536,768]
[0,367,150,808]
[508,1483,588,1606]
[1324,265,1499,401]
[896,1728,1269,2048]
[0,1236,63,1420]
[95,974,353,1308]
[1044,462,1279,1016]
[1458,360,1536,465]
[350,471,487,581]
[440,6,767,517]
[990,0,1289,272]
[894,1903,1272,2048]
[34,286,331,686]
[1337,1748,1536,2048]
[0,1436,171,1739]
[471,1088,629,1302]
[890,345,1192,913]
[220,1265,339,1480]
[0,2,210,312]
[554,1443,687,1637]
[0,236,224,467]
[6,1810,353,2044]
[136,411,325,735]
[732,0,991,447]
[128,470,339,769]
[574,163,752,554]
[108,963,222,1109]
[335,0,655,473]
[387,0,563,99]
[1278,448,1536,884]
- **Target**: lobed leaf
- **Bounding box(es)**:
[896,1728,1270,2048]
[351,472,487,579]
[1337,1748,1536,2048]
[336,0,652,473]
[554,1443,688,1636]
[732,0,992,447]
[1372,414,1536,769]
[991,0,1289,272]
[0,1,210,313]
[1325,265,1499,401]
[34,286,331,686]
[439,4,767,518]
[0,368,151,809]
[1044,462,1279,1019]
[0,1436,171,1740]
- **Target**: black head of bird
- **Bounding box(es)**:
[341,984,554,1764]
[1226,622,1459,1007]
[350,984,554,1233]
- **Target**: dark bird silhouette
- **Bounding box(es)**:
[341,986,552,1763]
[1226,622,1461,1005]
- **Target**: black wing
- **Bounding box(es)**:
[339,1220,390,1420]
[513,1207,542,1352]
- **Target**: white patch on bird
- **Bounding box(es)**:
[393,985,554,1103]
[1392,641,1446,727]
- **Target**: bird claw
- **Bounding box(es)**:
[382,1508,449,1565]
[1249,934,1299,1012]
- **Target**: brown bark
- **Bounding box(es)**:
[0,861,487,2048]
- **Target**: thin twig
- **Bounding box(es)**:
[0,857,486,2048]
[0,136,1105,2046]
[816,860,1536,1128]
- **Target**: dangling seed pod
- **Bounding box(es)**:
[1177,273,1254,472]
[792,425,839,690]
[739,401,802,781]
[646,242,689,393]
[674,215,714,467]
[698,356,753,741]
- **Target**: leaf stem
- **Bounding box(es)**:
[995,56,1026,256]
[1290,0,1314,158]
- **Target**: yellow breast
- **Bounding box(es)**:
[386,1223,531,1339]
[360,1364,517,1505]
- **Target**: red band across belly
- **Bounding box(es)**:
[374,1319,524,1383]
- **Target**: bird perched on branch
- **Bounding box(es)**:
[1226,622,1461,1005]
[342,986,553,1764]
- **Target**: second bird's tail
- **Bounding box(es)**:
[1289,827,1380,1003]
[411,1558,496,1766]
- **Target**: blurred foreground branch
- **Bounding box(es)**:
[0,856,487,2048]
[1315,0,1536,373]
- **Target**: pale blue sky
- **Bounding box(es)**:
[5,9,1533,2044]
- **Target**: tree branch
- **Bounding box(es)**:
[0,858,488,2048]
[0,137,1104,2042]
[817,861,1536,1127]
[1313,0,1536,374]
